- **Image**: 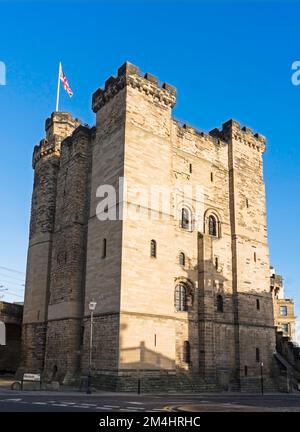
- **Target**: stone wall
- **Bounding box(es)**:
[43,125,92,383]
[20,113,83,376]
[81,313,120,374]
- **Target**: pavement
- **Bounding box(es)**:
[0,375,15,390]
[0,375,300,412]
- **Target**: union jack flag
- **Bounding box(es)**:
[59,63,73,97]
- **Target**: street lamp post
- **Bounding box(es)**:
[260,362,264,396]
[87,300,97,394]
[286,368,290,393]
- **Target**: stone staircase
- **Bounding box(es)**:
[274,331,300,392]
[239,376,279,393]
[81,333,300,393]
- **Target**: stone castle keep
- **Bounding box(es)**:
[20,62,281,391]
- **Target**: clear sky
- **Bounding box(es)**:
[0,0,299,338]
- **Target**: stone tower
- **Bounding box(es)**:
[20,62,277,391]
[20,112,81,375]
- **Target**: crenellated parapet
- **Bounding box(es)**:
[32,138,60,168]
[209,119,266,152]
[92,61,176,113]
[45,112,81,140]
[32,112,81,168]
[173,119,226,148]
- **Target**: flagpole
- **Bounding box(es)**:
[55,62,61,112]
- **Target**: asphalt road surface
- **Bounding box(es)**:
[0,391,300,412]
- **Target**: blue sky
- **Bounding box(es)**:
[0,0,299,337]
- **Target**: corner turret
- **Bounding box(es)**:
[32,112,81,168]
[92,61,176,113]
[209,119,266,153]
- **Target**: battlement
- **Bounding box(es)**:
[209,119,266,152]
[33,112,81,168]
[45,111,80,131]
[92,61,176,113]
[32,138,57,168]
[173,118,225,148]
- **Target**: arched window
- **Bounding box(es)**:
[179,252,185,267]
[181,207,192,231]
[208,215,217,236]
[175,284,187,311]
[217,294,224,313]
[183,341,191,364]
[150,239,157,258]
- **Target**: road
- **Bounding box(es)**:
[0,390,300,412]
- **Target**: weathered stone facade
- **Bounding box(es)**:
[20,62,279,391]
[0,301,23,373]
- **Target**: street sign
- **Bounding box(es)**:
[0,321,5,345]
[23,373,41,382]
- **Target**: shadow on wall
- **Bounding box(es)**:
[116,254,230,375]
[114,255,276,386]
[183,253,235,387]
[120,341,175,370]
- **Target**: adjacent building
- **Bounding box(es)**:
[270,267,297,341]
[0,301,23,373]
